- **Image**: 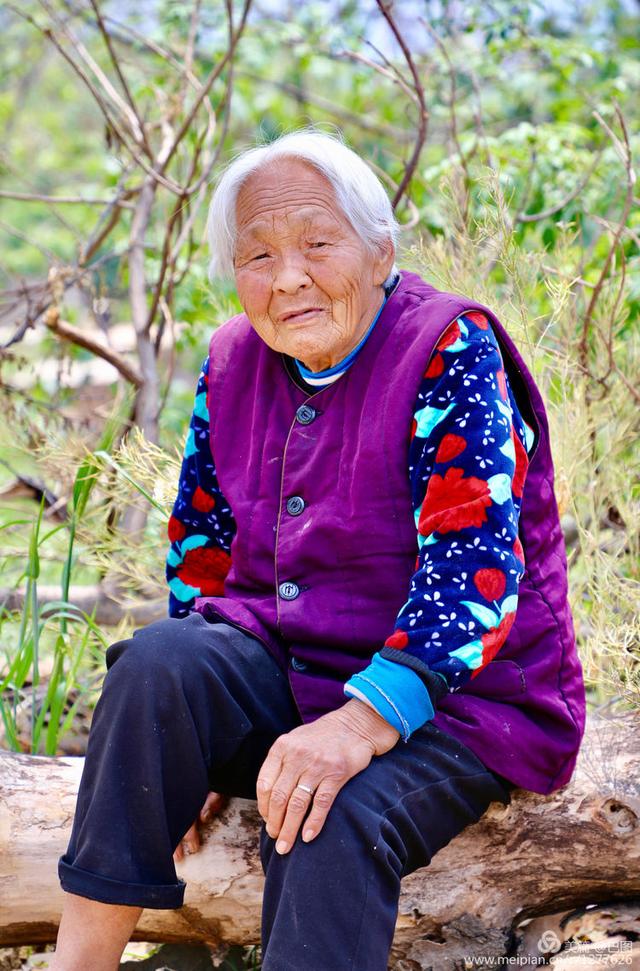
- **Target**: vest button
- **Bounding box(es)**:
[290,656,308,673]
[296,404,317,425]
[286,495,305,516]
[278,581,300,601]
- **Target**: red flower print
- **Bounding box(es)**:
[425,353,444,378]
[464,311,489,330]
[192,486,216,513]
[513,535,525,563]
[511,426,529,499]
[474,568,506,601]
[436,433,467,464]
[471,611,517,674]
[177,546,231,596]
[168,515,186,543]
[419,467,493,536]
[435,321,461,351]
[384,629,409,649]
[410,417,418,441]
[496,368,507,401]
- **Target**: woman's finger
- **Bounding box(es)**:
[263,767,301,840]
[256,743,284,821]
[272,777,318,855]
[200,791,226,822]
[300,779,342,844]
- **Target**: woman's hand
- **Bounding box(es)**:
[256,698,400,855]
[173,791,228,862]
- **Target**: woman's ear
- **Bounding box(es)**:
[372,237,396,286]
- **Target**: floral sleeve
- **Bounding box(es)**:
[344,312,534,740]
[165,357,236,618]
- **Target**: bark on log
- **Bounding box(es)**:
[1,710,638,970]
[0,585,166,628]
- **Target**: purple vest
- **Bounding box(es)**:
[195,270,586,795]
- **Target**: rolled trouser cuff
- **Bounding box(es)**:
[58,855,186,910]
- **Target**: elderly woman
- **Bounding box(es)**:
[52,131,586,971]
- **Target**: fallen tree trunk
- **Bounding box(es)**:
[0,584,166,628]
[1,710,639,970]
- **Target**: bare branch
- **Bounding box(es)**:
[0,190,134,207]
[79,173,138,266]
[237,71,411,143]
[374,1,429,210]
[182,0,203,102]
[422,21,471,224]
[37,0,146,147]
[336,49,415,101]
[87,0,152,157]
[516,149,604,224]
[42,306,143,387]
[367,158,420,230]
[157,0,253,179]
[15,3,183,196]
[578,104,635,380]
[0,219,61,264]
[364,39,417,102]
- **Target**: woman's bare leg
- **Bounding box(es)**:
[48,893,142,971]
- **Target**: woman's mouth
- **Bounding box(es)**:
[279,307,324,323]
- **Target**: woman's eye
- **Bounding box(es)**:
[309,241,327,249]
[252,253,269,261]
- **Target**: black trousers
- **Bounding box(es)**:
[58,613,514,971]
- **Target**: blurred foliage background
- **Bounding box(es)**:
[0,0,638,767]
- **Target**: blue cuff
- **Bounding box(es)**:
[344,652,435,742]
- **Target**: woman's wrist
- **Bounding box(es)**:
[335,698,401,755]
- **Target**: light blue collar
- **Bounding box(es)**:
[295,291,389,384]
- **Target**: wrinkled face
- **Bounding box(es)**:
[233,158,394,373]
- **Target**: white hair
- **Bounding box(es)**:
[206,128,400,286]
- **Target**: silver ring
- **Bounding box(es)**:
[295,782,314,795]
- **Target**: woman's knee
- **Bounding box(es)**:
[105,614,206,676]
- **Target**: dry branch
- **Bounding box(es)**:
[1,711,638,970]
[42,308,143,387]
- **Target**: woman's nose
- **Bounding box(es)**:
[272,256,312,294]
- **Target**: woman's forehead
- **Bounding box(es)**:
[235,160,345,232]
[236,205,343,240]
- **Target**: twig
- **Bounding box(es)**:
[38,0,146,147]
[19,3,183,196]
[367,159,420,229]
[0,190,133,207]
[468,68,494,169]
[87,0,150,157]
[238,71,411,143]
[422,21,471,224]
[79,173,138,266]
[374,0,429,209]
[577,104,636,381]
[181,0,202,104]
[336,50,415,101]
[364,39,416,102]
[157,0,252,179]
[0,219,60,264]
[516,148,604,223]
[42,307,143,387]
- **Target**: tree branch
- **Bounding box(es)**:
[42,307,143,387]
[374,0,429,210]
[578,105,636,382]
[0,189,133,207]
